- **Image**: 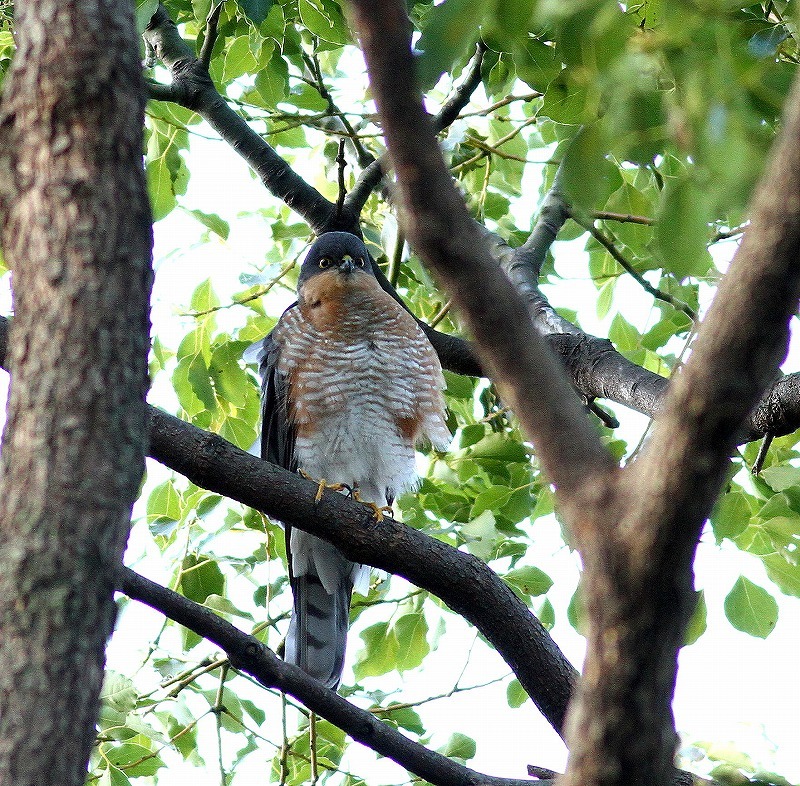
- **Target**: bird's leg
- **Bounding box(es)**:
[298,469,349,503]
[350,485,394,522]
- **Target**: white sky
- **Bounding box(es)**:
[0,122,798,783]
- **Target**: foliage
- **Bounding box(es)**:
[0,0,798,783]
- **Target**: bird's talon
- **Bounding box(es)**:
[299,470,347,503]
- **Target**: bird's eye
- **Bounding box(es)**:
[356,257,366,268]
[319,258,332,269]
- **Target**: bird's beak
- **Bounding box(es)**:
[338,255,355,275]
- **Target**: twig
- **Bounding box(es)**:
[429,300,452,328]
[199,2,223,69]
[752,432,773,475]
[214,663,230,786]
[592,211,654,225]
[435,41,486,130]
[574,215,698,321]
[711,222,749,243]
[310,711,318,785]
[457,93,541,118]
[335,139,347,221]
[587,399,620,430]
[388,226,405,287]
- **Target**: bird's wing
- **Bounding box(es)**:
[255,306,356,689]
[257,321,296,472]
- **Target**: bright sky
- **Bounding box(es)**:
[0,124,798,783]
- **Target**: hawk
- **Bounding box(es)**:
[255,232,450,689]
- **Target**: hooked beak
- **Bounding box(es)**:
[338,254,355,275]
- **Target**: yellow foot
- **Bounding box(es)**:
[351,488,394,521]
[298,469,348,503]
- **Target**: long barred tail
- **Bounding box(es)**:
[284,529,357,689]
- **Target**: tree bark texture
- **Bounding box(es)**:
[0,2,151,785]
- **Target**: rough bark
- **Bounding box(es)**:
[0,2,151,785]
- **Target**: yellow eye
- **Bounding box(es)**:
[356,257,366,268]
[319,258,332,269]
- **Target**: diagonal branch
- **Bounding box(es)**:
[573,215,697,321]
[144,404,578,736]
[345,0,618,511]
[344,42,488,217]
[143,5,346,235]
[119,567,548,786]
[558,69,800,786]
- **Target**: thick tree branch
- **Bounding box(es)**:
[120,567,546,786]
[143,405,578,736]
[345,0,618,510]
[143,5,349,235]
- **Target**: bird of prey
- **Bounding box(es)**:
[255,232,450,689]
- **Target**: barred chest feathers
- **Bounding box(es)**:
[274,277,450,507]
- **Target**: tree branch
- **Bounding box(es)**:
[144,404,578,736]
[345,0,618,510]
[344,42,487,217]
[143,5,348,235]
[573,215,697,321]
[119,567,545,786]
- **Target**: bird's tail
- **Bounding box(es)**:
[284,529,359,689]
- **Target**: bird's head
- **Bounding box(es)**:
[297,232,374,290]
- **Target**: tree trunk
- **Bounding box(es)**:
[0,2,151,784]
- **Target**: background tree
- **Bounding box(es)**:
[0,0,799,785]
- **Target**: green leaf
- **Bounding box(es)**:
[135,0,158,35]
[504,565,553,597]
[146,480,183,525]
[654,175,712,280]
[99,765,132,786]
[759,464,800,492]
[204,594,254,620]
[254,51,288,107]
[104,743,164,777]
[567,584,587,635]
[748,25,790,58]
[506,678,528,708]
[513,37,561,92]
[763,553,800,598]
[183,208,230,240]
[394,612,430,671]
[238,0,273,25]
[710,491,752,542]
[468,432,529,462]
[460,510,498,560]
[380,703,425,734]
[416,0,486,90]
[438,732,476,761]
[683,589,707,646]
[561,125,619,211]
[101,672,138,715]
[223,35,257,81]
[354,622,399,678]
[723,576,778,638]
[180,554,225,604]
[298,0,350,45]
